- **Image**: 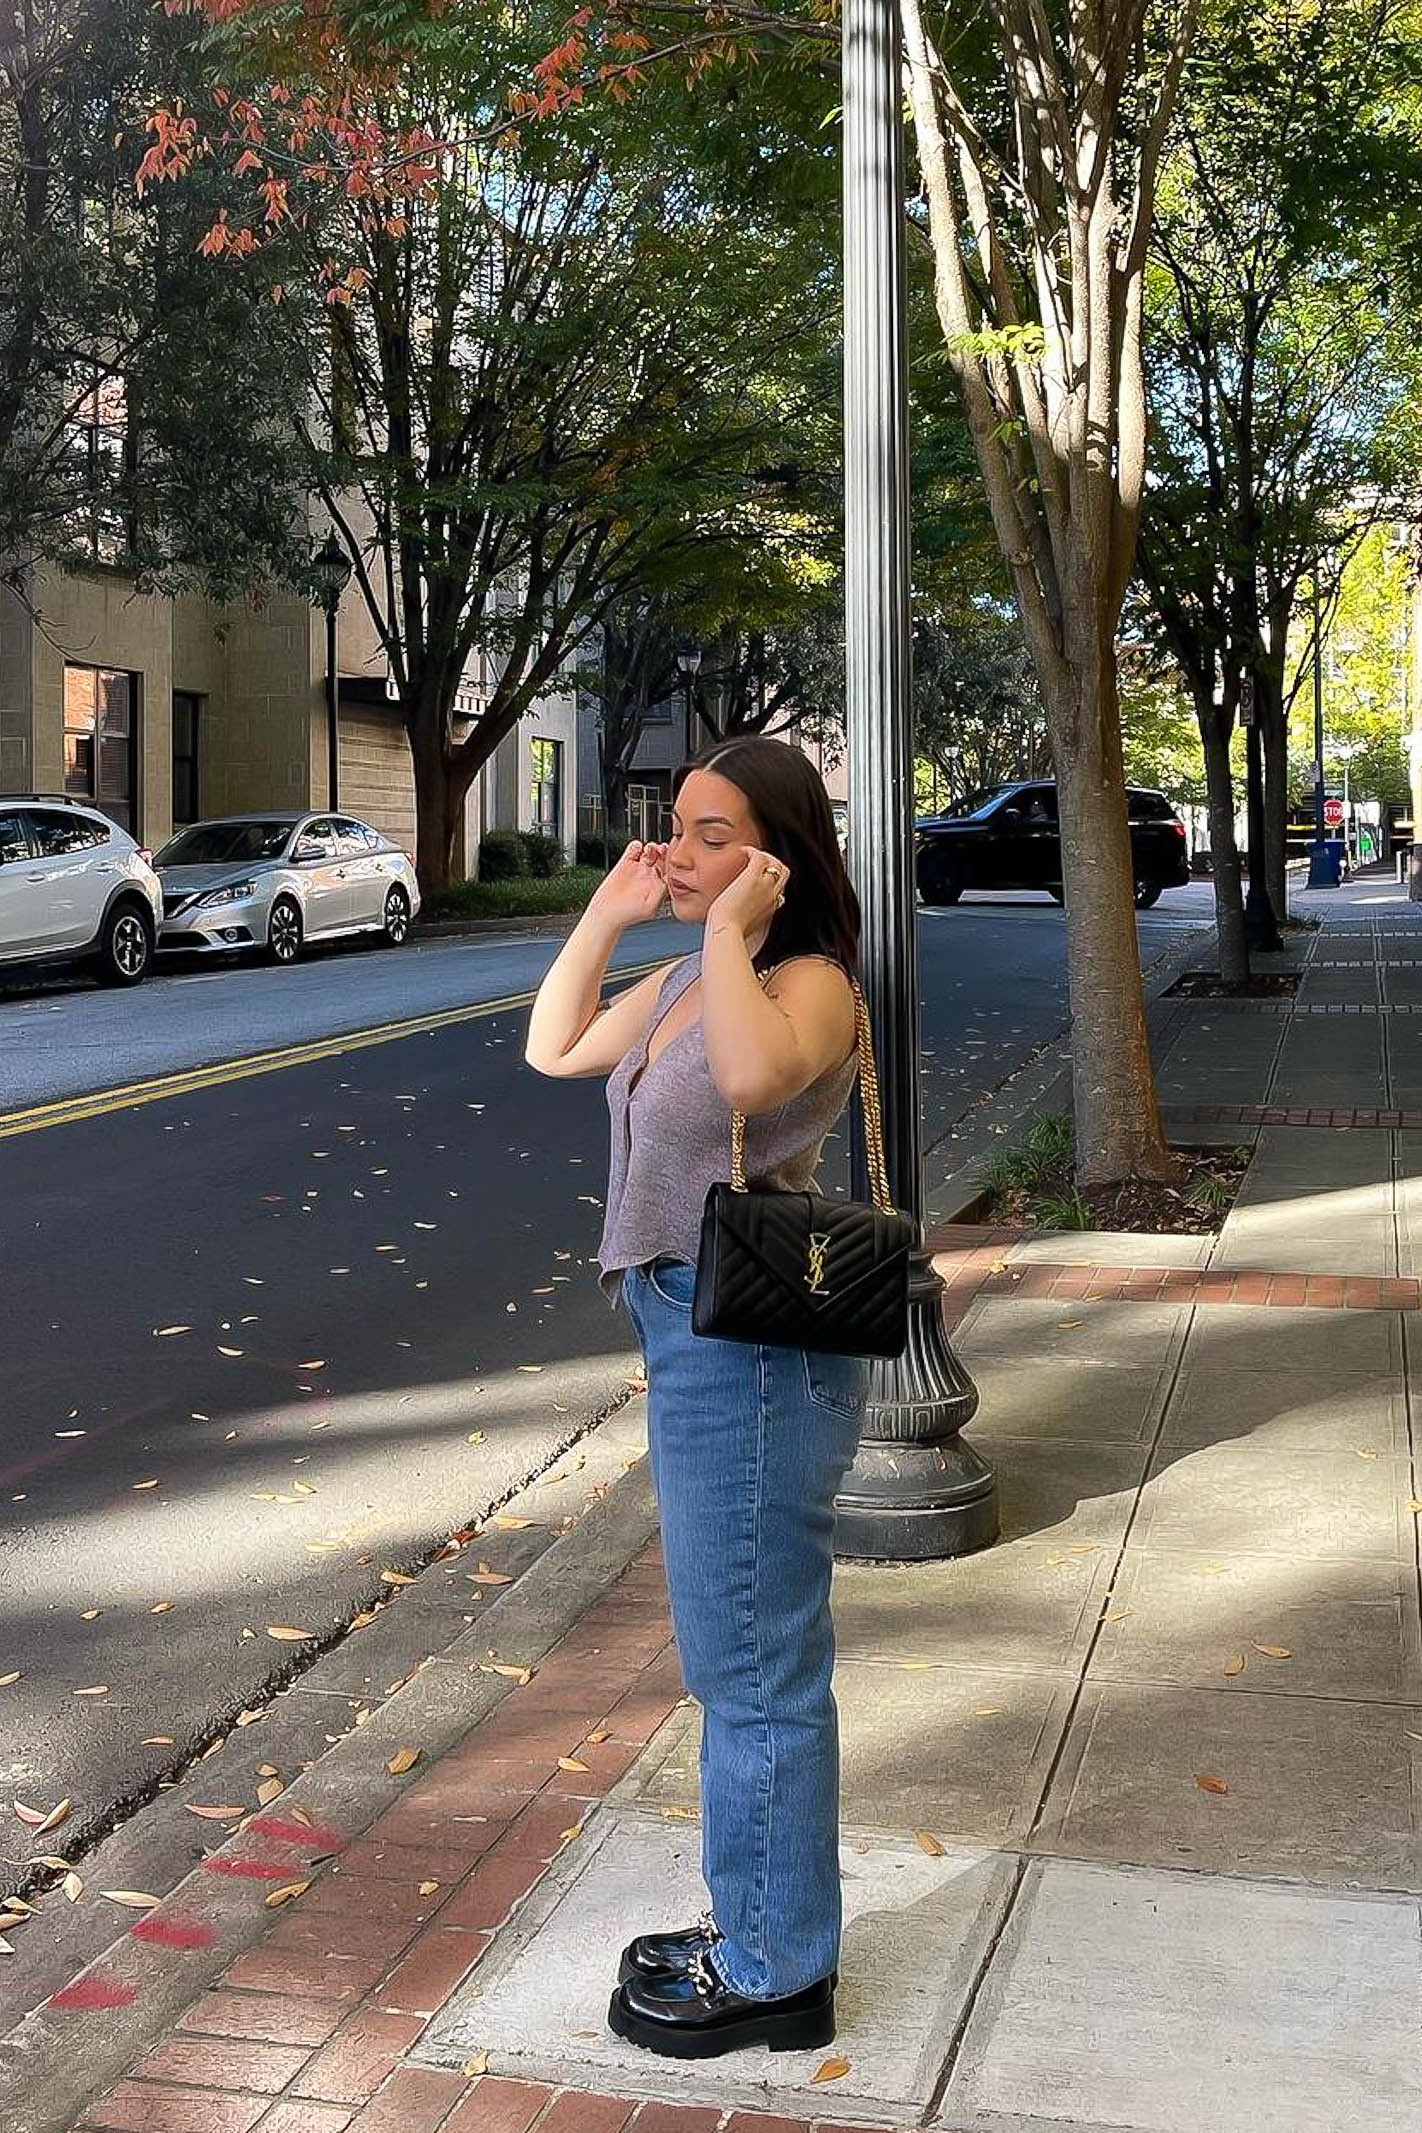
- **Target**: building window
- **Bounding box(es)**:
[64,664,136,831]
[64,367,130,563]
[530,737,562,840]
[172,692,201,825]
[627,782,662,843]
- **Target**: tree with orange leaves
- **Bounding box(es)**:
[144,0,840,893]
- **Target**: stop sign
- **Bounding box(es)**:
[1324,798,1344,828]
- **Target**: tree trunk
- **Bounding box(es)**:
[1261,706,1290,919]
[1047,623,1179,1187]
[409,714,463,899]
[1198,702,1250,986]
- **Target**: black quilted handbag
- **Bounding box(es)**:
[692,980,915,1358]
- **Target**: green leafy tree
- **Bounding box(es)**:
[1140,0,1422,973]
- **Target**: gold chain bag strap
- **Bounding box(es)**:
[693,976,915,1358]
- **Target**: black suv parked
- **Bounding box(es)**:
[915,781,1190,910]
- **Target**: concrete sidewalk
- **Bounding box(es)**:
[17,875,1422,2133]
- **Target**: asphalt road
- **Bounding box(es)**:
[0,887,1212,1886]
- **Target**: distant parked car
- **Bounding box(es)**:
[915,781,1190,910]
[0,794,161,986]
[155,812,420,963]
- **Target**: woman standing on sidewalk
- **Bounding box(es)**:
[526,736,868,2061]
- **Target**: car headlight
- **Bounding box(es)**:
[196,879,259,909]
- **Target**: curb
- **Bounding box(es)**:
[0,1444,659,2133]
[415,911,588,941]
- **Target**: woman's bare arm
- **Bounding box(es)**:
[524,909,675,1081]
[700,924,855,1115]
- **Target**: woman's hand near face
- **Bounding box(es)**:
[585,841,669,932]
[706,846,789,941]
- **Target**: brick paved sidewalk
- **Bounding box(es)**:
[53,1546,884,2133]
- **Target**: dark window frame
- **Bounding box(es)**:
[172,690,202,826]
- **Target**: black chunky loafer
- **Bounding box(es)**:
[618,1914,722,1985]
[607,1947,836,2059]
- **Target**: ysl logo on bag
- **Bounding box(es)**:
[806,1231,831,1295]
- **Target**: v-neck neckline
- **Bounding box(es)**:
[628,961,702,1100]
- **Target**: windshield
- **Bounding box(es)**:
[156,821,294,866]
[945,785,1013,819]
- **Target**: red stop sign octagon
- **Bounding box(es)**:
[1324,798,1344,827]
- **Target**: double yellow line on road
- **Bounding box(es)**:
[0,960,665,1141]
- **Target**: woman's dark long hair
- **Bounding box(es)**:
[673,736,860,978]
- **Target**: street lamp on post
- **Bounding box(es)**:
[835,0,997,1559]
[312,530,353,809]
[1307,569,1336,890]
[676,640,702,763]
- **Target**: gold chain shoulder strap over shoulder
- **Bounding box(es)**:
[729,968,894,1215]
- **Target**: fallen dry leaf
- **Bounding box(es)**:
[557,1757,590,1774]
[386,1748,422,1776]
[0,1673,19,1688]
[132,1479,159,1491]
[468,1568,513,1587]
[586,1730,610,1746]
[154,1326,191,1338]
[461,2053,488,2078]
[62,1873,83,1902]
[492,1516,536,1530]
[914,1830,945,1856]
[79,1609,100,1620]
[1224,1655,1246,1677]
[142,1736,175,1746]
[812,2056,851,2084]
[1252,1643,1293,1660]
[418,1880,441,1896]
[264,1881,310,1909]
[150,1601,173,1615]
[1195,1774,1229,1796]
[256,1778,283,1807]
[380,1570,416,1586]
[185,1805,242,1821]
[13,1799,70,1835]
[73,1685,109,1697]
[265,1626,313,1642]
[100,1890,160,1909]
[660,1804,697,1821]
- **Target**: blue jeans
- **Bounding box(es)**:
[621,1255,869,1999]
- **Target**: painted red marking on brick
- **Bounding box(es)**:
[49,1974,137,2010]
[203,1854,299,1881]
[246,1815,346,1852]
[130,1912,219,1949]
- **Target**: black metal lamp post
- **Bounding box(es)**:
[312,530,353,809]
[1306,571,1334,890]
[1241,669,1284,951]
[676,639,702,763]
[835,0,997,1559]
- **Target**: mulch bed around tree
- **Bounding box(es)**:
[1164,968,1302,1000]
[985,1142,1254,1236]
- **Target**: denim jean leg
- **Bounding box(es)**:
[634,1256,867,1999]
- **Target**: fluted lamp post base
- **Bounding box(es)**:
[834,1251,999,1561]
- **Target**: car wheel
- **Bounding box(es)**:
[97,900,153,987]
[1133,879,1163,909]
[382,885,411,947]
[917,860,962,907]
[266,897,303,964]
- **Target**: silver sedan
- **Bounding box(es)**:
[154,811,422,963]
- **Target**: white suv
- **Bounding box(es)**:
[0,796,162,986]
